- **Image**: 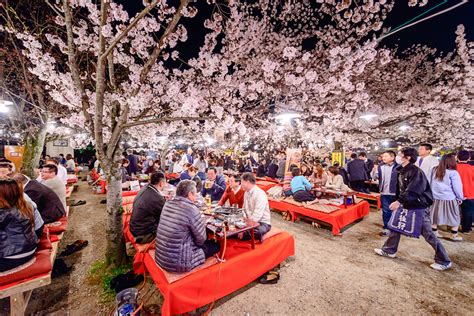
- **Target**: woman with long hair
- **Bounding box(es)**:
[0,178,38,272]
[311,163,328,186]
[429,153,464,241]
[325,166,350,192]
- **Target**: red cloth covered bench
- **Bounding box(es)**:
[44,216,68,235]
[355,192,381,210]
[140,228,295,316]
[269,200,370,235]
[0,236,58,315]
[256,180,280,192]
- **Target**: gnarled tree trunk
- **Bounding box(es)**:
[22,123,47,178]
[102,149,127,267]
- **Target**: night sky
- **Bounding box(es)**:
[381,0,474,53]
[119,0,474,57]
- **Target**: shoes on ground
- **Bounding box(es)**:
[433,230,441,238]
[460,230,472,235]
[450,234,463,242]
[374,248,396,258]
[258,271,280,284]
[430,262,452,271]
[52,258,72,277]
[60,240,89,257]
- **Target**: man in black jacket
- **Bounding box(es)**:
[11,173,65,224]
[358,152,374,180]
[374,147,452,271]
[346,153,369,192]
[130,171,166,244]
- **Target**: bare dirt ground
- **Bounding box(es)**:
[2,180,473,315]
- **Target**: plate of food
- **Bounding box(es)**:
[235,221,246,229]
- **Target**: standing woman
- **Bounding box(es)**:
[0,178,37,272]
[430,153,464,241]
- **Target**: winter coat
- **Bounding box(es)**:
[0,206,37,258]
[155,196,206,273]
[130,184,165,238]
[201,174,227,202]
[24,180,65,224]
[346,159,368,181]
[396,163,433,209]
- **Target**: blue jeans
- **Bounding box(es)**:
[382,208,451,265]
[381,195,397,229]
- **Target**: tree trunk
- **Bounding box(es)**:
[103,154,127,267]
[22,123,47,178]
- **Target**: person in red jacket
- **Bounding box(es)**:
[457,150,474,234]
[218,175,244,208]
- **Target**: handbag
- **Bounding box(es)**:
[387,205,424,238]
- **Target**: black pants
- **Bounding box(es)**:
[201,240,220,258]
[350,180,369,193]
[133,233,155,244]
[461,199,474,232]
[293,190,315,202]
[241,222,272,242]
[35,224,44,239]
[0,254,35,272]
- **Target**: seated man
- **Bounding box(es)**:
[0,162,13,177]
[129,171,166,244]
[201,167,226,202]
[218,175,244,208]
[155,180,220,273]
[240,172,271,241]
[39,164,67,210]
[37,157,68,186]
[9,173,65,224]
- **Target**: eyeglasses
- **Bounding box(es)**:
[0,178,16,182]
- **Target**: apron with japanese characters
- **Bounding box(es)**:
[387,206,424,238]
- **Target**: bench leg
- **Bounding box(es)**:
[10,290,32,316]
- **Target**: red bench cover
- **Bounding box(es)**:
[269,200,370,235]
[44,216,68,235]
[0,249,52,289]
[256,180,280,192]
[142,231,295,316]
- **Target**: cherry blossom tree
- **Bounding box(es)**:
[3,0,472,265]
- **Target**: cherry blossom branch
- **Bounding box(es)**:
[94,0,109,155]
[101,0,160,59]
[62,0,94,132]
[123,116,211,129]
[106,0,189,158]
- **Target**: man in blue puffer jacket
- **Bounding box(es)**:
[155,180,220,273]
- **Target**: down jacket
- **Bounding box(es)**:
[0,206,37,258]
[155,196,206,273]
[396,163,433,209]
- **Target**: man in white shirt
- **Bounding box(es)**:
[37,157,68,186]
[417,143,439,182]
[40,163,67,210]
[240,172,271,242]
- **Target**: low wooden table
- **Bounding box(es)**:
[206,217,260,250]
[312,187,357,207]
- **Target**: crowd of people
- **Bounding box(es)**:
[123,143,473,274]
[0,156,69,272]
[1,143,473,276]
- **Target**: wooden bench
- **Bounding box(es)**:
[355,192,381,210]
[0,233,59,316]
[140,228,295,316]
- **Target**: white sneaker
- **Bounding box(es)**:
[374,248,396,258]
[451,234,463,242]
[430,262,452,271]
